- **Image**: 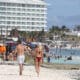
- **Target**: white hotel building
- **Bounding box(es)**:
[0,0,47,36]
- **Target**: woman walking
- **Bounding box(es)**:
[34,43,43,77]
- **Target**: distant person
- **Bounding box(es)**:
[34,43,43,77]
[0,44,6,60]
[47,56,50,63]
[6,44,12,61]
[67,56,72,60]
[44,45,49,52]
[15,40,27,75]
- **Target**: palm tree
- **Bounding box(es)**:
[10,28,19,37]
[49,25,61,35]
[74,25,80,31]
[61,25,70,32]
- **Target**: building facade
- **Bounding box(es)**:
[0,0,47,36]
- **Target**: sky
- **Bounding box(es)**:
[45,0,80,29]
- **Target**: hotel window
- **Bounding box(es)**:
[0,2,6,6]
[27,18,30,20]
[17,8,21,11]
[22,4,25,7]
[12,21,16,24]
[7,21,11,24]
[17,22,21,24]
[31,13,35,16]
[36,5,41,8]
[11,3,17,6]
[27,22,31,25]
[38,18,42,21]
[17,3,21,7]
[6,12,11,15]
[31,4,35,7]
[27,13,31,16]
[41,18,44,20]
[36,9,40,12]
[0,16,5,20]
[31,18,35,20]
[22,13,26,16]
[31,9,35,11]
[7,8,12,11]
[41,14,44,16]
[22,8,26,11]
[11,17,14,20]
[41,9,44,12]
[17,13,21,16]
[0,21,5,24]
[22,17,26,20]
[7,17,11,20]
[22,22,26,25]
[27,26,30,28]
[27,9,31,11]
[0,7,6,10]
[7,3,16,7]
[7,3,11,6]
[17,17,21,20]
[27,4,31,7]
[23,26,27,29]
[11,8,16,11]
[36,14,39,16]
[0,12,5,15]
[11,12,16,15]
[31,22,35,25]
[41,5,45,8]
[31,27,35,29]
[41,23,44,25]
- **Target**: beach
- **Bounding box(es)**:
[0,63,79,80]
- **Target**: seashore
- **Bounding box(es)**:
[42,62,80,70]
[0,61,80,80]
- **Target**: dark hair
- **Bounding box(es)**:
[35,45,37,48]
[17,39,22,44]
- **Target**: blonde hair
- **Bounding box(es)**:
[38,44,43,51]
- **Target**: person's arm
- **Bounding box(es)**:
[24,45,32,55]
[27,46,32,53]
[41,51,43,64]
[14,46,17,55]
[41,46,44,62]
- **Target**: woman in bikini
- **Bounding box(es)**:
[34,44,43,77]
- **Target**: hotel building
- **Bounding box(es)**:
[0,0,47,36]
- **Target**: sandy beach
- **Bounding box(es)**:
[0,63,79,80]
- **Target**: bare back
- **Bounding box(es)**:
[16,44,26,56]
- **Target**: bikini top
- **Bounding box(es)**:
[36,49,42,54]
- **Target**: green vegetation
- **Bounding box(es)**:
[9,25,80,42]
[48,25,80,42]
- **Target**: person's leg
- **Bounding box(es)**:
[38,62,41,76]
[19,64,23,75]
[19,55,25,75]
[35,58,41,77]
[3,52,6,61]
[35,61,39,76]
[22,63,24,70]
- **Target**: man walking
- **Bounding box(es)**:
[15,39,27,75]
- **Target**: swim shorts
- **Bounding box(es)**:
[17,55,25,64]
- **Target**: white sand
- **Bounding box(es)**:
[0,64,79,80]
